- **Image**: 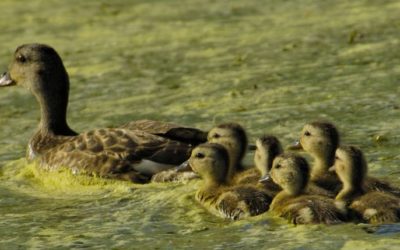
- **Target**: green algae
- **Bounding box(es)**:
[0,0,400,249]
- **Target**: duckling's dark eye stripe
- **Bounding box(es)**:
[195,152,205,159]
[213,133,220,138]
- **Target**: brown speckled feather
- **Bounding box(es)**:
[32,128,192,182]
[272,193,346,224]
[121,119,207,145]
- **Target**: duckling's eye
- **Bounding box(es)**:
[275,164,282,169]
[212,133,220,139]
[16,54,27,63]
[304,131,311,136]
[195,153,205,159]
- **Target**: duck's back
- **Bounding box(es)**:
[35,128,193,182]
[216,185,271,220]
[121,119,207,145]
[351,191,400,224]
[272,193,346,224]
[364,176,400,198]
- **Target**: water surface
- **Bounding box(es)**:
[0,0,400,249]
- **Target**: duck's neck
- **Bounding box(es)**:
[37,96,75,136]
[335,182,364,204]
[226,145,244,182]
[197,179,225,202]
[33,76,76,136]
[311,152,335,180]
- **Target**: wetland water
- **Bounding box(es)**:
[0,0,400,249]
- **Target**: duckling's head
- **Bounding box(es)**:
[332,145,367,189]
[270,153,309,195]
[207,123,248,165]
[255,135,283,176]
[189,143,230,184]
[296,121,339,159]
[1,44,69,96]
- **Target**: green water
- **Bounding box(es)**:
[0,0,400,248]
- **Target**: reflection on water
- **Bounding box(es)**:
[0,0,400,248]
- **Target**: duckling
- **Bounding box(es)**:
[207,123,248,183]
[189,143,271,220]
[253,135,334,198]
[288,121,341,193]
[332,145,400,224]
[152,122,249,183]
[0,44,204,183]
[235,135,283,185]
[290,121,400,196]
[268,153,347,225]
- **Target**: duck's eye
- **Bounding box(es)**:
[213,133,221,139]
[16,54,27,63]
[304,131,311,136]
[335,155,340,160]
[275,164,282,169]
[195,152,205,159]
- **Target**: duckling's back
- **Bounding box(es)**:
[350,191,400,224]
[217,185,271,220]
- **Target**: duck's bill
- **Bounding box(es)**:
[248,144,257,151]
[259,174,271,183]
[286,141,303,151]
[175,161,191,172]
[0,72,15,87]
[328,166,336,172]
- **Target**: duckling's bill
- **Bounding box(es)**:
[259,174,271,183]
[0,72,15,87]
[287,141,303,151]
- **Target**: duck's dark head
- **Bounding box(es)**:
[1,44,69,97]
[1,44,75,135]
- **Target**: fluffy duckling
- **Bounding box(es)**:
[290,121,400,197]
[189,143,271,220]
[0,44,204,183]
[332,145,400,224]
[151,122,248,183]
[288,121,341,193]
[235,135,283,185]
[268,153,347,225]
[207,123,248,183]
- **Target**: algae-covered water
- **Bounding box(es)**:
[0,0,400,249]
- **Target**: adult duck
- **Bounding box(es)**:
[332,145,400,224]
[0,43,205,183]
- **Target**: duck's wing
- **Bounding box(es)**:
[40,128,193,182]
[365,176,400,198]
[121,119,208,145]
